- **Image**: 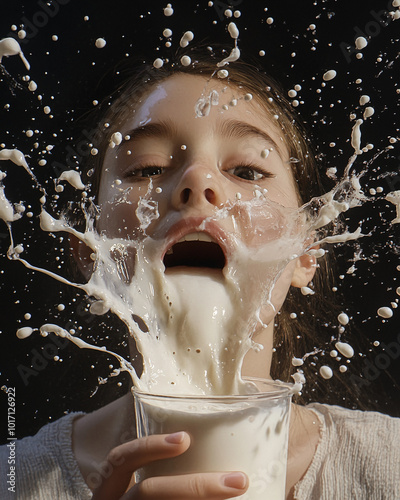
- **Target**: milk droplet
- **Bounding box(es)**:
[163,28,172,37]
[95,38,106,49]
[330,350,338,357]
[320,366,333,379]
[323,70,337,81]
[58,170,85,190]
[28,81,37,91]
[52,35,58,41]
[57,304,65,311]
[110,132,123,147]
[267,17,274,25]
[335,342,354,358]
[44,106,51,114]
[363,107,375,119]
[261,149,270,159]
[24,313,31,320]
[355,36,368,50]
[180,31,194,48]
[292,357,304,366]
[359,95,370,106]
[180,55,191,66]
[164,3,174,16]
[228,22,239,39]
[339,365,348,373]
[301,286,315,295]
[217,69,229,79]
[377,306,393,318]
[18,30,26,40]
[289,312,297,319]
[153,58,164,69]
[337,312,349,325]
[16,327,34,339]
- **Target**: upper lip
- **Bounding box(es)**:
[161,217,230,270]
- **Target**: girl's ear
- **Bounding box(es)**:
[290,251,318,288]
[69,234,93,280]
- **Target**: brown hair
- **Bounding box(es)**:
[75,45,363,407]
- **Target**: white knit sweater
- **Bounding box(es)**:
[1,404,399,499]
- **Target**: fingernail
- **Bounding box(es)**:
[165,431,185,444]
[222,472,247,489]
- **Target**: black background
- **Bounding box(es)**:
[0,0,399,443]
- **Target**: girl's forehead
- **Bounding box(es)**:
[118,73,286,151]
[132,74,246,122]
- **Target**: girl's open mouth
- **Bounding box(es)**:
[163,232,226,269]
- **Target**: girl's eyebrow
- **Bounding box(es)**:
[217,119,280,150]
[117,120,177,149]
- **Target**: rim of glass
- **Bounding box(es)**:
[131,377,294,402]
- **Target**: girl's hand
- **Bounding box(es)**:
[91,432,248,500]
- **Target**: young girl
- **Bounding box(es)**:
[1,49,399,500]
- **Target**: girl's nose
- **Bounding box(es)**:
[171,164,223,209]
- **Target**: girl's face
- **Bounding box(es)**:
[98,74,301,256]
[95,73,316,377]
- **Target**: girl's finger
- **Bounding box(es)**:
[91,432,190,500]
[122,471,249,500]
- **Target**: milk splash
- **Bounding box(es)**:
[2,129,392,397]
[1,2,400,406]
[9,169,311,395]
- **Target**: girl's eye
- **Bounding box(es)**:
[129,166,165,178]
[227,165,271,181]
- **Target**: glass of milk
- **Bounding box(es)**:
[132,378,293,499]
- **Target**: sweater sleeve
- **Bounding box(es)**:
[294,404,400,500]
[0,413,92,500]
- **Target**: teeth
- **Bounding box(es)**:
[177,232,214,243]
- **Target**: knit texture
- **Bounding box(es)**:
[295,403,400,499]
[0,413,91,500]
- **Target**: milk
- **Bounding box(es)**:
[134,378,292,500]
